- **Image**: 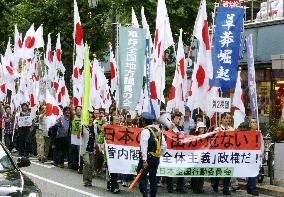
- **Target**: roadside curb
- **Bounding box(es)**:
[239,182,284,197]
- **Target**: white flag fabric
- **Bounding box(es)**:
[23,24,36,59]
[132,7,139,28]
[109,45,118,96]
[14,25,23,60]
[35,25,44,49]
[55,33,65,73]
[46,90,62,131]
[166,29,186,114]
[190,0,213,113]
[150,0,174,104]
[74,0,84,63]
[232,71,246,129]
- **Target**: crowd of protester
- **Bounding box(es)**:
[0,101,260,196]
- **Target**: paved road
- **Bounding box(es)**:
[19,157,272,197]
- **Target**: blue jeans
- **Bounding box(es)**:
[247,177,257,191]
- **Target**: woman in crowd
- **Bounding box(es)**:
[3,105,15,151]
[191,121,207,194]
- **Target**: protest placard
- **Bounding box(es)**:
[18,116,32,127]
[209,97,231,113]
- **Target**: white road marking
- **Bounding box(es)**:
[22,170,101,197]
[30,161,55,169]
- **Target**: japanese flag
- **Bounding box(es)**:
[74,0,84,63]
[109,44,118,97]
[190,0,213,113]
[14,25,23,59]
[23,24,36,60]
[166,29,186,115]
[46,90,62,130]
[55,33,65,73]
[45,33,53,69]
[232,71,245,129]
[150,0,174,104]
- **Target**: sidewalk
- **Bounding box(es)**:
[238,180,284,197]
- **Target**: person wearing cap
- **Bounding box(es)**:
[211,112,233,195]
[138,112,167,197]
[183,106,195,134]
[191,121,207,193]
[15,103,32,157]
[166,112,186,194]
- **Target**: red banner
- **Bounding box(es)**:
[103,125,261,151]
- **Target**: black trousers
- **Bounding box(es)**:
[4,133,13,151]
[53,137,68,165]
[110,173,119,191]
[138,156,160,197]
[18,127,31,157]
[166,177,185,191]
[211,177,231,191]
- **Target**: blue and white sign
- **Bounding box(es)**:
[210,7,244,92]
[246,34,258,119]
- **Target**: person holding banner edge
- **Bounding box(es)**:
[212,112,233,195]
[137,112,167,197]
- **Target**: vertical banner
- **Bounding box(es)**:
[246,34,258,119]
[210,7,244,92]
[82,44,91,126]
[118,26,146,110]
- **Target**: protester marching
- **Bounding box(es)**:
[0,0,276,196]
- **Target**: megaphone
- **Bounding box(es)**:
[158,112,172,129]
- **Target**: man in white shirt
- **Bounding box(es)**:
[138,112,167,197]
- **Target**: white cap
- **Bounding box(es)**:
[196,122,206,131]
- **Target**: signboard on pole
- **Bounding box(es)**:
[209,97,231,113]
[118,26,146,111]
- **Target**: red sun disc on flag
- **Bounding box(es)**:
[53,82,59,92]
[73,67,79,79]
[110,62,115,79]
[196,65,205,88]
[52,106,59,116]
[56,49,61,61]
[150,81,158,100]
[75,23,83,45]
[48,51,53,62]
[25,36,35,49]
[18,39,23,48]
[179,58,185,79]
[73,97,79,106]
[46,103,53,116]
[168,85,176,100]
[0,84,5,93]
[6,66,14,75]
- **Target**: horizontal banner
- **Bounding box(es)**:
[104,125,261,150]
[104,125,261,177]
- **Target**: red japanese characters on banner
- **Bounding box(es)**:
[222,0,240,7]
[103,125,262,177]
